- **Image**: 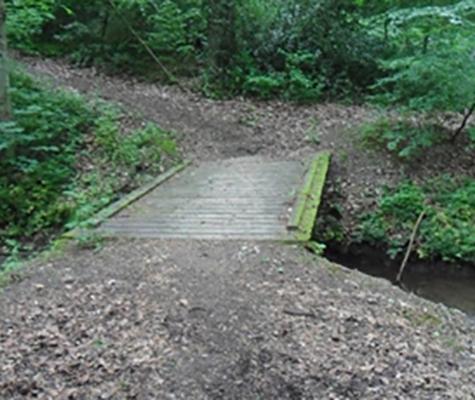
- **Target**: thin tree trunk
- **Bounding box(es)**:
[206,1,238,80]
[452,103,475,142]
[0,0,11,121]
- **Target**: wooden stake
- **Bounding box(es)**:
[396,210,426,284]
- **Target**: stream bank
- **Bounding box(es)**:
[323,243,475,317]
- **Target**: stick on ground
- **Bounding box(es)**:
[396,210,426,284]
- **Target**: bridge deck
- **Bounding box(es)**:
[97,153,330,241]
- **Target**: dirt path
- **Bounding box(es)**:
[0,57,474,399]
[19,56,475,234]
[1,240,475,399]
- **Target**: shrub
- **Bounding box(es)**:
[5,0,57,52]
[0,71,94,240]
[358,178,475,263]
[0,69,177,251]
[369,2,475,142]
[371,32,475,115]
[228,0,383,99]
[243,51,325,101]
[5,0,385,98]
[93,107,176,171]
[361,117,447,159]
[6,0,205,75]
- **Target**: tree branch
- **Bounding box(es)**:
[106,0,190,95]
[396,210,426,285]
[452,103,475,142]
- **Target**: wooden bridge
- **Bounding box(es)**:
[79,152,330,242]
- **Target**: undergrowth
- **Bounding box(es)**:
[357,178,475,264]
[360,117,450,159]
[0,68,178,262]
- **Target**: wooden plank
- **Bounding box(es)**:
[95,154,330,241]
[287,151,331,241]
[63,161,190,238]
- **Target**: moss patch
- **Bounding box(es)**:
[288,151,331,242]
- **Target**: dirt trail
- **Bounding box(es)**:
[20,56,475,233]
[0,57,474,399]
[1,240,474,399]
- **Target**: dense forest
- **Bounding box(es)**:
[0,0,474,267]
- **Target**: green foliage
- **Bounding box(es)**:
[305,241,327,256]
[209,0,383,98]
[362,2,475,157]
[371,32,475,114]
[66,109,177,229]
[74,231,105,251]
[5,0,56,51]
[55,0,204,74]
[367,1,475,146]
[5,0,383,99]
[6,0,205,74]
[0,70,93,240]
[361,117,447,159]
[5,0,475,109]
[243,51,325,101]
[358,178,475,263]
[93,108,176,169]
[0,69,177,252]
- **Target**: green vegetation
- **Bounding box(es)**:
[361,118,448,159]
[4,0,475,109]
[290,152,331,242]
[6,0,205,76]
[0,69,177,258]
[1,0,474,266]
[363,1,475,154]
[1,0,382,99]
[358,179,475,263]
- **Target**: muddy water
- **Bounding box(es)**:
[326,247,475,317]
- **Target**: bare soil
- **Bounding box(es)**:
[0,57,474,399]
[1,240,474,399]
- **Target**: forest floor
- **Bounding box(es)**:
[0,57,474,399]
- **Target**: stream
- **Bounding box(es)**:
[326,246,475,317]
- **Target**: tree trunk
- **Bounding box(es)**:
[206,1,238,81]
[0,0,11,121]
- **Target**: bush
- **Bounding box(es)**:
[6,0,384,99]
[87,0,202,74]
[361,117,447,159]
[358,178,475,263]
[6,0,205,75]
[213,0,383,99]
[7,0,472,105]
[243,51,325,101]
[371,32,475,115]
[5,0,56,52]
[0,71,94,240]
[0,69,177,251]
[369,2,475,142]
